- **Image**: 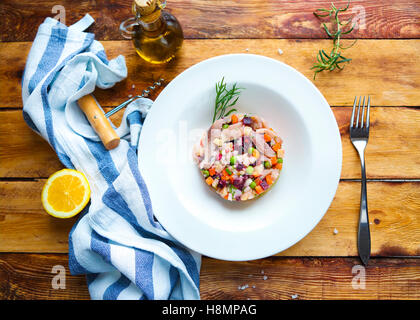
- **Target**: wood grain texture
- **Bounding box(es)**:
[0,253,89,300]
[1,180,419,256]
[0,0,419,41]
[1,40,419,109]
[201,257,420,300]
[0,253,419,300]
[2,107,419,179]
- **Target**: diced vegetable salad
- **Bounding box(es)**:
[193,113,284,201]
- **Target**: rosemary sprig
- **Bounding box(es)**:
[213,77,242,122]
[311,1,357,79]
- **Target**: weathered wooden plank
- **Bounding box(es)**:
[1,180,419,256]
[2,107,419,179]
[0,0,419,41]
[0,253,418,299]
[0,253,89,300]
[279,181,420,257]
[338,107,420,180]
[1,40,419,109]
[201,257,420,300]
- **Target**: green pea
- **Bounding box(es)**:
[230,156,236,165]
[223,124,229,129]
[248,147,255,155]
[225,167,233,175]
[202,170,209,177]
[277,158,283,163]
[264,161,272,169]
[250,181,256,189]
[246,166,254,174]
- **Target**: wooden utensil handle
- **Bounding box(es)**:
[77,95,120,150]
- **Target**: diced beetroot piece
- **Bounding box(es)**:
[235,195,241,201]
[233,177,246,190]
[260,180,269,190]
[243,117,252,125]
[236,163,245,171]
[218,153,222,160]
[218,179,227,188]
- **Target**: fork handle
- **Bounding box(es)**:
[357,151,371,265]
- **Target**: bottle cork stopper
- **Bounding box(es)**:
[134,0,157,15]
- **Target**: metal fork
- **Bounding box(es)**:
[350,96,371,266]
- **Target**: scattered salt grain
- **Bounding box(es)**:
[291,294,298,299]
[333,228,339,235]
[132,84,135,89]
[238,284,249,291]
[252,285,256,289]
[245,48,249,52]
[128,94,133,98]
[278,48,283,55]
[263,275,268,280]
[261,270,264,275]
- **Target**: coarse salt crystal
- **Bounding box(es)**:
[333,228,338,235]
[263,275,268,280]
[278,48,283,55]
[291,294,298,299]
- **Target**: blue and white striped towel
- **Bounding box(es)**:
[22,14,201,300]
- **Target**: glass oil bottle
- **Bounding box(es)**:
[120,0,184,64]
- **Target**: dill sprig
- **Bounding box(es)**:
[213,77,242,122]
[311,1,357,79]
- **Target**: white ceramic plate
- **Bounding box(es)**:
[138,54,342,261]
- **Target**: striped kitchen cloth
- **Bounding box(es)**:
[21,14,200,300]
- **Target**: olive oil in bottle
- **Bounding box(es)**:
[120,0,183,64]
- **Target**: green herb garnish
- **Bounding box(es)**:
[213,77,242,122]
[311,1,357,79]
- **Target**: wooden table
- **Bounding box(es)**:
[0,0,419,300]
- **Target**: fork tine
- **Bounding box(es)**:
[361,96,366,128]
[366,95,371,129]
[355,96,362,128]
[350,96,357,128]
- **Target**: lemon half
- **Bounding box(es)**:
[42,169,91,218]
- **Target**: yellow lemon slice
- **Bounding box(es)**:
[42,169,91,218]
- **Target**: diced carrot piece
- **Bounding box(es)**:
[275,163,283,170]
[255,185,264,194]
[254,178,262,185]
[231,114,238,124]
[264,133,271,142]
[270,156,277,166]
[266,174,273,185]
[272,142,282,152]
[221,175,228,181]
[229,176,234,183]
[208,168,216,176]
[205,177,214,185]
[224,194,229,200]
